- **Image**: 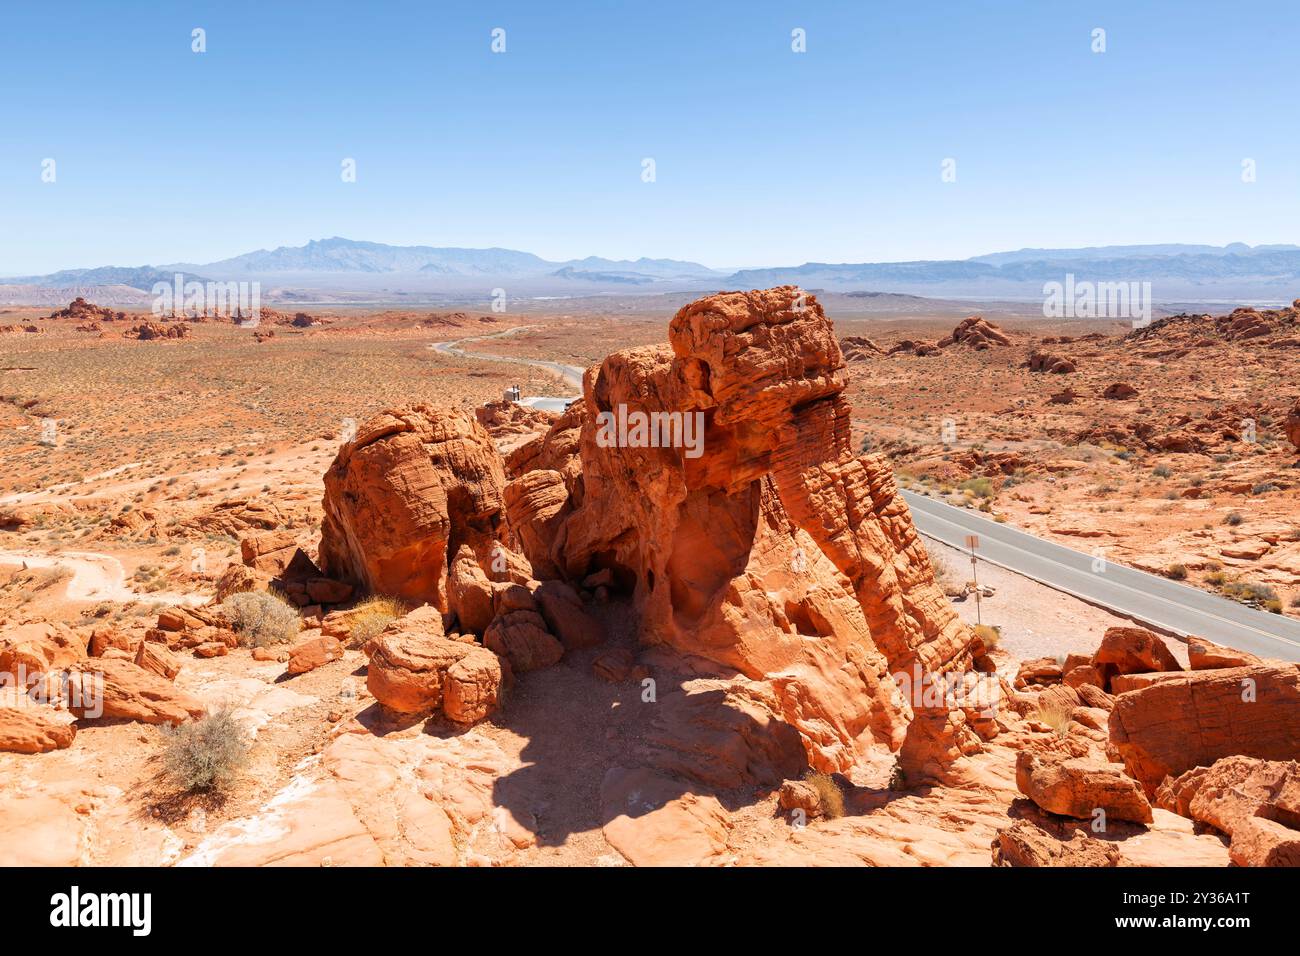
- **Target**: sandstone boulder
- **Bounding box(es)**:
[532,579,602,650]
[0,622,86,678]
[1157,756,1300,866]
[992,818,1121,867]
[483,609,564,673]
[1187,635,1260,670]
[286,635,344,675]
[0,706,76,754]
[1016,748,1152,823]
[366,613,509,722]
[1109,663,1300,793]
[69,659,205,725]
[134,641,180,680]
[1091,626,1181,690]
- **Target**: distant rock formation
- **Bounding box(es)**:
[939,315,1012,350]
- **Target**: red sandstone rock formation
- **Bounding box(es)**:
[318,405,517,610]
[939,316,1011,350]
[1108,663,1300,793]
[1286,400,1300,451]
[1090,626,1181,691]
[505,287,974,772]
[48,297,125,323]
[1156,756,1300,866]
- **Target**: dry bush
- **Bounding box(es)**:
[1034,699,1073,738]
[220,590,300,647]
[345,595,407,649]
[161,708,250,792]
[973,623,1001,653]
[805,771,845,820]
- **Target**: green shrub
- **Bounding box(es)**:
[161,708,250,792]
[220,590,300,647]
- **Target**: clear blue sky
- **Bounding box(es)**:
[2,0,1298,274]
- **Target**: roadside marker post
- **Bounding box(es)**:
[966,534,981,627]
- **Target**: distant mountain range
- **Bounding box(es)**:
[5,238,1300,305]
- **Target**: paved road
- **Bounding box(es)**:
[903,490,1300,662]
[430,326,584,411]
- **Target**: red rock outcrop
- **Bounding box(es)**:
[1286,400,1300,451]
[1027,350,1076,373]
[0,706,76,754]
[1156,756,1300,866]
[365,608,510,722]
[1016,746,1152,824]
[286,635,344,675]
[1091,626,1181,691]
[498,287,973,774]
[319,405,514,610]
[123,321,189,340]
[48,297,125,322]
[992,818,1122,867]
[939,316,1011,350]
[67,658,206,726]
[1108,663,1300,793]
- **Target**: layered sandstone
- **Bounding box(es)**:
[1108,663,1300,792]
[319,406,512,609]
[504,287,974,772]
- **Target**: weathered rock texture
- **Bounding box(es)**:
[1016,747,1153,824]
[319,406,511,610]
[1156,756,1300,866]
[505,287,974,772]
[1108,663,1300,793]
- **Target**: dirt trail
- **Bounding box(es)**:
[0,549,204,606]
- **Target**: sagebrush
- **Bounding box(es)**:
[220,590,300,647]
[161,708,250,792]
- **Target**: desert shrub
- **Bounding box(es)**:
[1220,580,1279,607]
[161,708,250,792]
[973,623,1001,653]
[1251,482,1279,495]
[1153,465,1172,478]
[1166,563,1188,581]
[345,595,407,649]
[1224,511,1244,526]
[220,590,300,647]
[805,771,845,820]
[1034,699,1073,738]
[1205,570,1227,586]
[958,476,994,499]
